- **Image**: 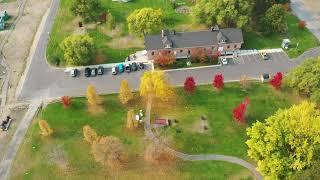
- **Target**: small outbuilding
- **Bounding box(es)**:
[281,39,291,49]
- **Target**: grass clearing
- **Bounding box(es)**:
[153,83,301,159]
[244,14,319,58]
[10,86,271,179]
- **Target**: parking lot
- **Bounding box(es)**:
[231,52,291,65]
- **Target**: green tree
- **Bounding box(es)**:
[293,161,320,180]
[191,0,253,28]
[127,8,164,36]
[246,102,320,179]
[286,57,320,103]
[70,0,103,22]
[260,4,287,34]
[107,12,116,30]
[60,34,95,66]
[252,0,273,20]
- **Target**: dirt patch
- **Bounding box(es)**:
[2,0,50,104]
[48,144,69,170]
[175,6,190,14]
[99,24,123,38]
[190,116,210,134]
[107,36,144,49]
[175,23,208,32]
[304,0,320,13]
[0,104,28,160]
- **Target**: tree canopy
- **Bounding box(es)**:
[286,57,320,104]
[60,34,95,66]
[139,71,174,101]
[127,8,164,36]
[260,4,287,34]
[191,0,253,28]
[246,101,320,178]
[70,0,103,22]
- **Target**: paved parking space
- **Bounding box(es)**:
[232,52,290,65]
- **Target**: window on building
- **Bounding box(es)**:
[234,45,237,48]
[180,49,183,53]
[188,50,190,54]
[227,45,230,49]
[151,52,154,56]
[168,50,171,53]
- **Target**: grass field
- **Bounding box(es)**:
[244,14,319,58]
[47,0,194,66]
[11,92,257,180]
[153,83,301,160]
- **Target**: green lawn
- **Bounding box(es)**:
[153,83,301,160]
[47,0,193,66]
[11,93,255,180]
[244,14,319,58]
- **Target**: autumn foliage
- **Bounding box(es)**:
[38,120,53,137]
[91,136,128,169]
[154,50,176,67]
[270,72,283,89]
[298,20,306,29]
[61,96,71,108]
[83,125,98,144]
[86,85,103,113]
[213,73,224,90]
[232,97,250,123]
[126,109,138,130]
[190,48,208,63]
[184,76,196,93]
[119,80,134,105]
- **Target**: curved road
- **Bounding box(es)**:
[144,97,263,180]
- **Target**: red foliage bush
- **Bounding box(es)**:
[298,20,306,29]
[233,97,250,123]
[61,96,71,108]
[184,76,196,93]
[270,72,283,89]
[154,50,176,67]
[213,73,224,90]
[190,48,208,63]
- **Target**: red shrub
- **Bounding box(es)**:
[232,97,250,123]
[190,48,208,63]
[184,76,196,93]
[298,20,306,29]
[61,96,71,108]
[154,50,176,67]
[213,74,224,90]
[270,72,283,89]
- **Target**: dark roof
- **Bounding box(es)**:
[144,28,244,51]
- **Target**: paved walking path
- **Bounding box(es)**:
[0,101,42,180]
[144,97,263,180]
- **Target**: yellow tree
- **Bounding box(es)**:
[86,85,103,113]
[126,109,135,130]
[140,71,174,101]
[83,125,98,144]
[38,120,53,137]
[119,80,134,105]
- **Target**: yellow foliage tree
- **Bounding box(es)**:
[126,109,134,129]
[38,120,53,137]
[239,75,250,91]
[86,85,103,113]
[83,125,98,144]
[91,136,128,169]
[119,80,134,104]
[140,71,174,101]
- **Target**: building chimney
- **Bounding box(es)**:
[173,30,176,35]
[161,29,165,37]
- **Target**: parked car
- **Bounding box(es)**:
[1,116,12,131]
[91,68,97,77]
[118,64,124,73]
[112,66,117,75]
[70,69,78,77]
[260,52,270,60]
[125,63,131,73]
[139,63,144,69]
[220,58,228,65]
[97,66,104,75]
[84,67,91,77]
[131,62,138,71]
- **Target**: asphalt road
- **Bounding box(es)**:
[17,0,320,102]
